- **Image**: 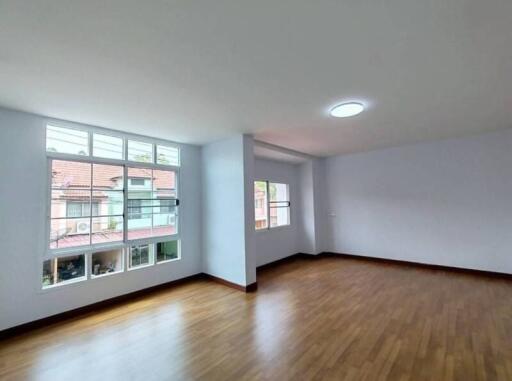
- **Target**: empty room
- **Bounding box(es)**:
[1,1,511,380]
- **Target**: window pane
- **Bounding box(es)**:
[156,240,179,262]
[91,249,123,277]
[156,145,180,166]
[46,125,89,156]
[127,214,153,240]
[153,169,177,198]
[153,208,177,235]
[254,181,268,230]
[92,191,124,216]
[56,254,86,284]
[269,182,289,202]
[269,182,290,228]
[91,216,124,245]
[129,244,153,269]
[127,167,152,191]
[92,164,124,190]
[270,206,290,228]
[51,160,91,189]
[93,133,123,160]
[127,140,153,163]
[42,259,54,287]
[127,167,177,240]
[50,218,90,249]
[42,254,86,287]
[127,213,176,240]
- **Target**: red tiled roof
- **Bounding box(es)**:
[52,160,176,190]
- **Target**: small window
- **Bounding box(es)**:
[157,145,180,166]
[129,244,153,269]
[127,199,142,219]
[156,240,179,263]
[91,249,123,278]
[46,125,89,156]
[127,140,153,163]
[254,181,290,230]
[42,254,86,287]
[93,133,124,160]
[66,202,99,217]
[130,178,146,186]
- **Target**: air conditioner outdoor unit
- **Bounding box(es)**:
[76,221,90,234]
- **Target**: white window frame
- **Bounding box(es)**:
[254,180,291,231]
[43,122,182,289]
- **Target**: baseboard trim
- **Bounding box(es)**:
[4,251,508,340]
[0,273,204,341]
[257,251,512,280]
[203,273,258,293]
[0,272,258,341]
[256,253,319,271]
[324,252,512,279]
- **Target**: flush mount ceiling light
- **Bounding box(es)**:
[330,102,364,118]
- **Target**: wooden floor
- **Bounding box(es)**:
[1,257,512,381]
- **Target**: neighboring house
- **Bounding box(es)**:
[50,162,177,248]
[254,186,267,229]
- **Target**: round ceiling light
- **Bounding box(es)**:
[330,102,364,118]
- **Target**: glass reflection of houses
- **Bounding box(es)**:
[50,161,176,249]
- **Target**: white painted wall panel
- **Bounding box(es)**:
[324,130,512,274]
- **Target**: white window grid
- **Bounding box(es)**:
[42,123,182,289]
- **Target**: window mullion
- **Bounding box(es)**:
[89,163,93,246]
[266,181,270,230]
[87,131,93,157]
[123,165,128,244]
[150,169,155,240]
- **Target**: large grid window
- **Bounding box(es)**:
[254,181,290,230]
[44,125,181,288]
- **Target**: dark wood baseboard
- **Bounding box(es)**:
[323,251,512,280]
[257,251,512,281]
[203,273,258,293]
[0,272,258,341]
[256,253,320,271]
[0,273,204,341]
[4,251,509,340]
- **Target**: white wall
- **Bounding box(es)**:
[202,135,255,286]
[242,136,257,283]
[324,129,512,274]
[253,158,302,266]
[0,108,203,330]
[299,158,328,255]
[299,161,316,254]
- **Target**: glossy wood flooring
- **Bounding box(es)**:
[1,256,512,381]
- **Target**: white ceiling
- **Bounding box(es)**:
[0,1,511,156]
